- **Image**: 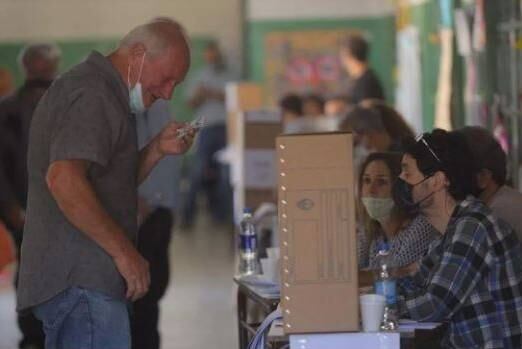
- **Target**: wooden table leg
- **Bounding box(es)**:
[237,289,248,349]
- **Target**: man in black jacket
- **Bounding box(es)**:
[339,33,385,104]
[0,42,61,349]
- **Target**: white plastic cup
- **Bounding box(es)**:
[360,294,386,332]
[260,258,280,284]
[266,247,280,259]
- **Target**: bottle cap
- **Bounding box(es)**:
[377,241,390,252]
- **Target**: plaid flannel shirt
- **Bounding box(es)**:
[398,198,522,348]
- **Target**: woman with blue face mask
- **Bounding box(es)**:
[357,152,437,270]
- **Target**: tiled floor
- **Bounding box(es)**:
[0,215,238,349]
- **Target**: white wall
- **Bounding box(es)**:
[0,0,242,65]
[247,0,395,20]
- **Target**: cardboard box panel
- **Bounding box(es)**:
[245,189,276,210]
[245,123,282,149]
[277,132,358,334]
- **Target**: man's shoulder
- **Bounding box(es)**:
[46,71,117,113]
[458,198,493,221]
[452,198,495,235]
[58,66,110,95]
[492,186,522,207]
[456,198,517,244]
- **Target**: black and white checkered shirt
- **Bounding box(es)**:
[399,198,522,348]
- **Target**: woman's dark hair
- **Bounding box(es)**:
[279,94,303,116]
[456,126,507,187]
[340,33,369,63]
[303,94,325,113]
[403,129,475,200]
[342,100,415,150]
[357,152,414,242]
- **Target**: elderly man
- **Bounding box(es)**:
[16,18,194,349]
[0,42,61,349]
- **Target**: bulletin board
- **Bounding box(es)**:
[246,16,396,108]
[264,29,353,105]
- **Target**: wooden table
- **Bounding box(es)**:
[235,277,446,349]
[234,277,280,349]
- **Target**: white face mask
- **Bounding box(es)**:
[361,197,395,223]
[127,53,146,114]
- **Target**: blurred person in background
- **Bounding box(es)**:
[279,93,304,133]
[357,152,437,271]
[0,67,14,96]
[339,33,385,104]
[0,42,61,349]
[283,93,341,134]
[182,41,234,229]
[341,99,415,178]
[457,126,522,241]
[302,93,325,117]
[342,100,415,154]
[132,99,181,349]
[324,94,351,118]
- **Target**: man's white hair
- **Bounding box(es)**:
[119,17,187,57]
[18,43,61,71]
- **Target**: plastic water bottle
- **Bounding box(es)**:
[374,242,398,331]
[238,208,260,276]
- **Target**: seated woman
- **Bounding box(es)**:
[357,152,437,270]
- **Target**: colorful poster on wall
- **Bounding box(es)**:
[264,29,355,105]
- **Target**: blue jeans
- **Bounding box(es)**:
[33,287,130,349]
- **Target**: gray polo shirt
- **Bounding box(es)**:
[17,51,138,311]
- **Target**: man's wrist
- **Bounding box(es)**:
[149,136,165,161]
[109,233,134,259]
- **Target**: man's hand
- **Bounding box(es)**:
[138,121,197,184]
[113,245,150,301]
[155,121,196,157]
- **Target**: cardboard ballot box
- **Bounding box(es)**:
[229,109,282,222]
[276,132,358,334]
[226,82,264,147]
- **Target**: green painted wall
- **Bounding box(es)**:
[246,16,396,103]
[0,37,213,122]
[409,0,442,130]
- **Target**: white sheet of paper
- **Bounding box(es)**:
[244,109,282,123]
[244,149,276,189]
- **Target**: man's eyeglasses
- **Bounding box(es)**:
[416,134,442,164]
